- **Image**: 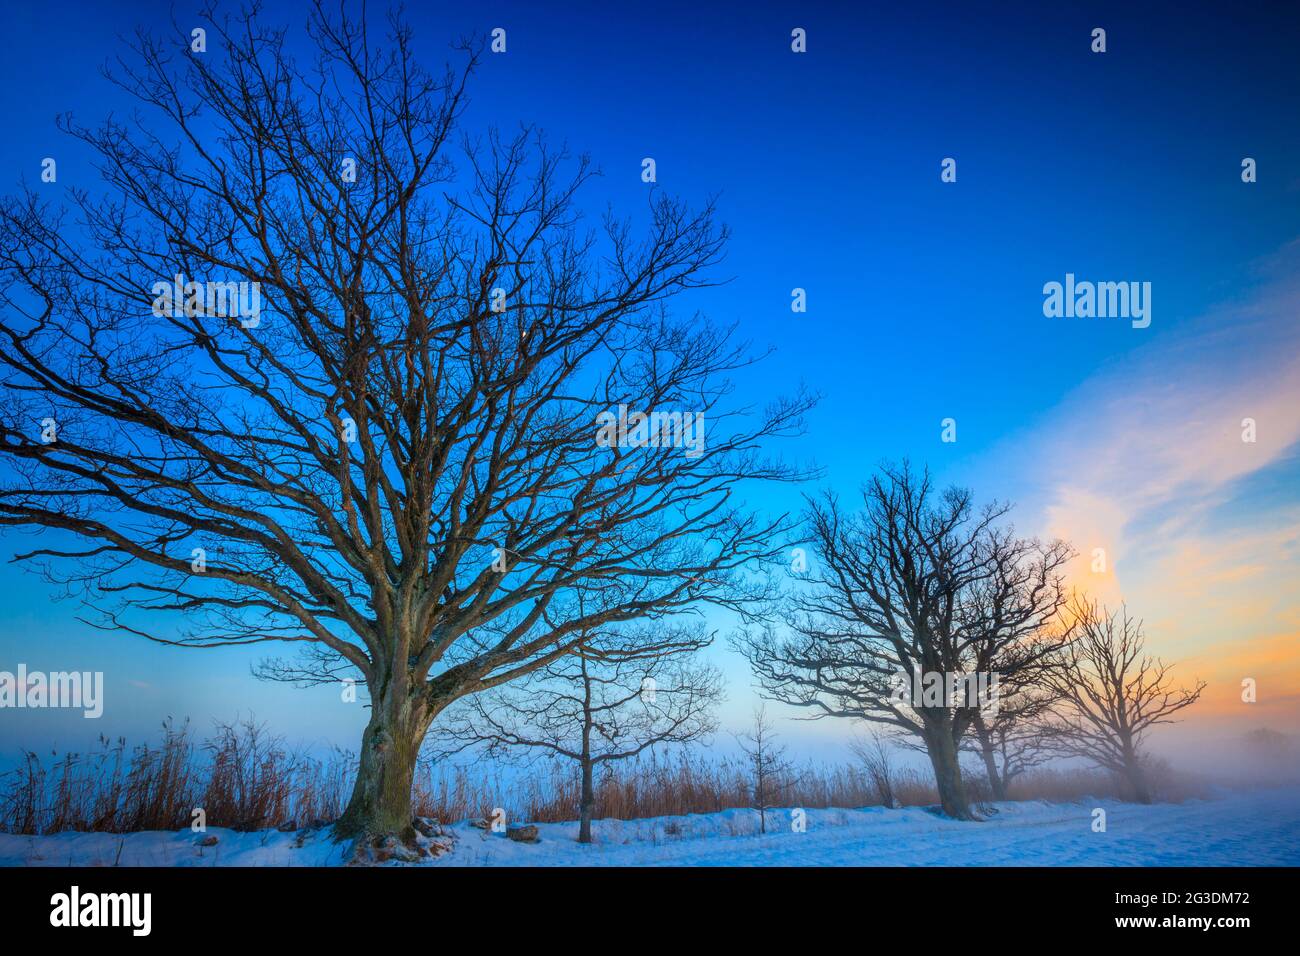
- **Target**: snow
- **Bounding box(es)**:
[4,787,1298,867]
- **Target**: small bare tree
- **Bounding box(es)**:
[1045,599,1205,803]
[964,688,1058,800]
[850,730,898,808]
[736,705,795,834]
[432,625,722,843]
[958,554,1074,801]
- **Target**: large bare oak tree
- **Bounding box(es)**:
[0,4,811,846]
[734,463,1071,820]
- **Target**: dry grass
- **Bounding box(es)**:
[1,718,1186,835]
[0,718,353,835]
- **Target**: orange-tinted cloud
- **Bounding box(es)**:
[981,244,1300,739]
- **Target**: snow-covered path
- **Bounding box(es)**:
[437,789,1300,866]
[3,787,1297,867]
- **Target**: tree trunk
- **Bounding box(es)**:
[1117,736,1153,804]
[334,682,426,844]
[922,717,975,820]
[577,657,595,844]
[978,742,1004,801]
[578,757,595,844]
[972,717,1005,801]
[1123,759,1152,804]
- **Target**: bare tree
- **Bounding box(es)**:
[736,705,795,834]
[960,626,1068,800]
[1044,599,1205,803]
[0,4,811,847]
[964,686,1058,800]
[432,624,722,843]
[849,730,898,808]
[734,463,1072,820]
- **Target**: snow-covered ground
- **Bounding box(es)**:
[4,787,1298,867]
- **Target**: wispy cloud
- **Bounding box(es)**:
[986,242,1300,731]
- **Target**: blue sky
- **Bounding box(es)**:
[2,0,1298,766]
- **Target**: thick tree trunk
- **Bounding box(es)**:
[921,717,975,820]
[578,757,595,844]
[1123,759,1152,804]
[334,683,426,844]
[1118,737,1153,804]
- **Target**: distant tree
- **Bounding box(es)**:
[958,563,1073,801]
[1044,599,1205,803]
[963,687,1058,800]
[0,3,812,849]
[1241,728,1296,758]
[432,625,722,843]
[736,705,796,834]
[734,463,1072,820]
